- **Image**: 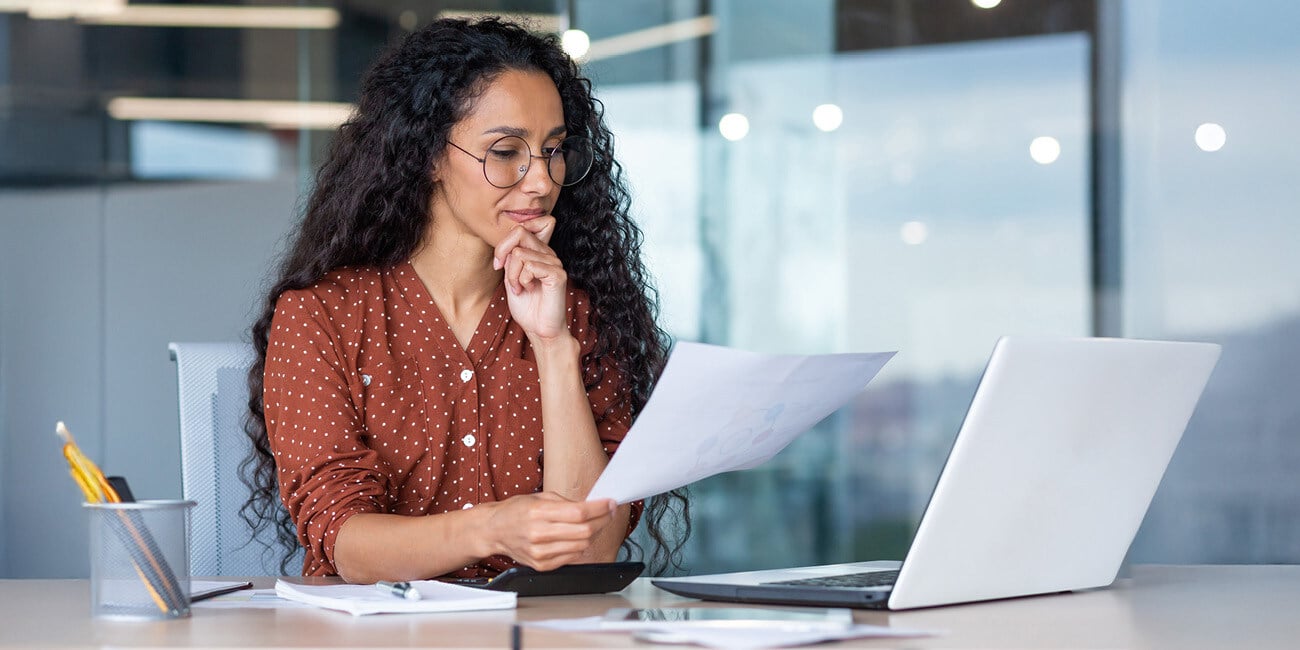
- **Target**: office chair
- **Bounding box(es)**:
[169,342,303,576]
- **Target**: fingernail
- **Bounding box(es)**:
[493,257,501,270]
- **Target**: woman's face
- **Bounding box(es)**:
[431,68,567,249]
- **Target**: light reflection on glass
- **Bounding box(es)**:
[1030,136,1061,164]
[1194,122,1226,152]
[812,103,843,132]
[900,221,930,245]
[718,113,750,141]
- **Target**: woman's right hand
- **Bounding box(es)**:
[481,492,617,571]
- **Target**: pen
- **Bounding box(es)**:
[376,580,422,601]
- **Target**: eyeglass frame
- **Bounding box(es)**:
[446,135,593,189]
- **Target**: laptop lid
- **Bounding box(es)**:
[887,336,1220,609]
[653,337,1220,610]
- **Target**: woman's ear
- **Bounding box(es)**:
[430,147,452,184]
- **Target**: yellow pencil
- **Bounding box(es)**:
[56,422,174,615]
[57,422,121,503]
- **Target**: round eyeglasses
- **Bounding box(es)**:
[447,135,594,189]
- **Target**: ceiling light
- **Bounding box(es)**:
[76,5,339,29]
[586,15,715,62]
[1029,136,1061,165]
[900,221,929,245]
[6,0,122,19]
[11,2,340,29]
[562,29,591,58]
[812,104,843,132]
[438,10,562,34]
[718,113,749,141]
[1194,123,1227,152]
[108,97,355,130]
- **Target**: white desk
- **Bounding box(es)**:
[1,565,1297,648]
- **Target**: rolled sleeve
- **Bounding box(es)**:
[264,289,393,575]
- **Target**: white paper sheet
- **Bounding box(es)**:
[628,624,936,648]
[587,342,894,504]
[274,579,516,616]
[524,618,936,649]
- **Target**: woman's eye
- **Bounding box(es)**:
[489,148,520,160]
[542,140,565,155]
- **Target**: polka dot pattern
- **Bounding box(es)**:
[263,262,643,578]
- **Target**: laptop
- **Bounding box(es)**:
[653,336,1221,610]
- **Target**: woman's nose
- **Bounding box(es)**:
[517,155,556,194]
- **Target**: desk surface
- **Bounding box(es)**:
[2,565,1297,648]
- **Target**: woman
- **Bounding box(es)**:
[242,17,687,582]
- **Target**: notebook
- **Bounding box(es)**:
[654,336,1220,610]
[275,579,516,616]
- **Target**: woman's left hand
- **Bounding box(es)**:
[495,216,569,341]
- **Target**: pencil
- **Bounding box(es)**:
[57,422,185,615]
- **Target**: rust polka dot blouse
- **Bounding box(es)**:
[263,262,642,577]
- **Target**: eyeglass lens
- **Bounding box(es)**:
[482,135,593,188]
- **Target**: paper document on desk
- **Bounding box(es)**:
[274,579,515,616]
[587,342,894,504]
[630,624,937,648]
[526,617,937,648]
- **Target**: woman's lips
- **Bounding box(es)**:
[504,209,546,223]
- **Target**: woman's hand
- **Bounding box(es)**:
[481,492,617,571]
[494,216,569,342]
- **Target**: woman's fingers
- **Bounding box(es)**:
[494,218,563,300]
[513,520,610,570]
[520,215,556,245]
[504,248,564,294]
[493,217,555,269]
[516,257,564,294]
[554,498,617,523]
[521,521,602,545]
[517,543,588,571]
[491,228,524,271]
[489,494,616,569]
[524,499,614,533]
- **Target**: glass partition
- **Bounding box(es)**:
[592,1,1091,572]
[1119,0,1300,563]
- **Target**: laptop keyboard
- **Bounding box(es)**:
[765,570,900,589]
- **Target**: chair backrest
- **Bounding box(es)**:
[169,342,303,576]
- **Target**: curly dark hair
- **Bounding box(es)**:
[242,17,689,576]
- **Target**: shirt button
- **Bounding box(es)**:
[460,369,473,383]
[462,434,476,448]
[360,374,371,386]
[462,503,474,510]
